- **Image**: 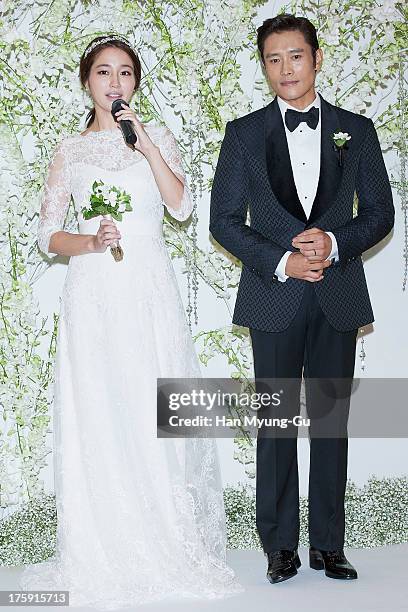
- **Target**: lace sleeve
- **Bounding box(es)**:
[37,139,72,254]
[158,127,193,222]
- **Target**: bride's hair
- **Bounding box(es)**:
[80,35,142,128]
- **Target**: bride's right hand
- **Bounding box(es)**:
[92,219,121,253]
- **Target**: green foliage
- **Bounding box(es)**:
[1,476,406,565]
[224,476,408,549]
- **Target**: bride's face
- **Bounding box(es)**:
[85,46,137,111]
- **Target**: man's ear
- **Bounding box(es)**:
[315,48,323,73]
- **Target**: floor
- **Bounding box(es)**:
[1,544,406,611]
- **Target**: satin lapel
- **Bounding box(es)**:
[264,96,307,223]
[307,93,343,225]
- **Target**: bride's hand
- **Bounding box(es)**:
[114,102,157,158]
[92,219,121,253]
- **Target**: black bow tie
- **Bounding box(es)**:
[284,106,319,132]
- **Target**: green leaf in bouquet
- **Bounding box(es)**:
[95,205,108,214]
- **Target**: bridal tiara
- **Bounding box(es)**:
[83,35,132,59]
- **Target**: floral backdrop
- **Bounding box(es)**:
[0,0,406,558]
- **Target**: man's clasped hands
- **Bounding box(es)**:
[286,227,333,282]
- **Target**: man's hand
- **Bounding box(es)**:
[291,228,332,262]
[285,252,332,282]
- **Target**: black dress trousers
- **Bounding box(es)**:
[249,281,358,553]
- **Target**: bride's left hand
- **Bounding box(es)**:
[114,102,157,158]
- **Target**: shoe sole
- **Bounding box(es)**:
[267,554,301,584]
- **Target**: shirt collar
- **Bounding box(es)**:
[277,91,321,122]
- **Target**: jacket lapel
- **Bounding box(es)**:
[264,92,344,225]
[307,93,343,224]
[265,96,307,223]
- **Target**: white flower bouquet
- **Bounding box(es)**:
[81,179,132,261]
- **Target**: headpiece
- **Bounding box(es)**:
[83,35,131,59]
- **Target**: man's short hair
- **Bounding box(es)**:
[257,13,319,66]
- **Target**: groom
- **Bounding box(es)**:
[209,14,394,584]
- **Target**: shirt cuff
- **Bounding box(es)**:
[326,231,339,262]
[274,251,291,282]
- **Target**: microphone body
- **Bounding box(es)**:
[110,98,137,146]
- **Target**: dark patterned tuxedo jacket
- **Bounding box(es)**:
[209,92,394,333]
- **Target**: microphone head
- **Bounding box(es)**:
[110,98,137,145]
[110,98,129,119]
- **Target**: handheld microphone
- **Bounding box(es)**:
[110,98,137,147]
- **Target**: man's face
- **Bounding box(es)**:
[262,29,322,108]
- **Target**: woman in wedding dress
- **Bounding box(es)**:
[19,34,243,609]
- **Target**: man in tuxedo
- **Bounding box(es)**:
[209,14,394,584]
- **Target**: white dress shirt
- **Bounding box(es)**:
[274,92,339,282]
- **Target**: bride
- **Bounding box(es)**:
[19,34,243,609]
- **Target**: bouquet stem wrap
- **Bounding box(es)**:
[103,213,124,262]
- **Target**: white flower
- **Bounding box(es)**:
[372,0,399,21]
[3,27,21,44]
[325,27,340,46]
[107,192,117,206]
[346,93,367,113]
[100,185,111,199]
[333,131,351,141]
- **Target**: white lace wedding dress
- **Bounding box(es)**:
[19,124,243,609]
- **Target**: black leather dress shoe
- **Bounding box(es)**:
[309,546,358,579]
[266,549,301,584]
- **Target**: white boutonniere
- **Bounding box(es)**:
[332,131,351,167]
[81,179,132,262]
